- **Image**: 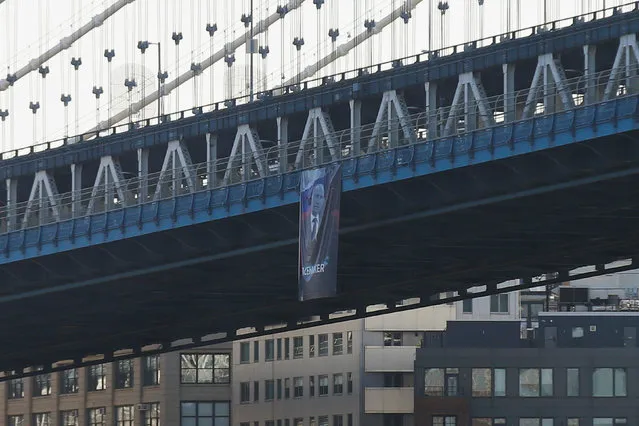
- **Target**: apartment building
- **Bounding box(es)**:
[232,290,521,426]
[1,343,232,426]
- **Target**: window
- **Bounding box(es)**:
[384,414,403,426]
[472,420,492,426]
[490,294,509,313]
[593,419,627,426]
[240,342,250,363]
[33,413,51,426]
[8,377,24,399]
[567,368,579,396]
[265,380,275,400]
[333,373,344,394]
[333,415,343,426]
[276,338,282,360]
[294,376,303,397]
[318,334,329,356]
[319,375,329,396]
[253,381,259,401]
[8,415,23,426]
[309,375,315,397]
[383,332,402,346]
[519,368,553,397]
[33,373,52,396]
[294,419,304,426]
[253,341,259,362]
[143,355,161,386]
[60,410,78,426]
[333,333,343,355]
[318,416,329,426]
[472,369,492,397]
[115,359,134,389]
[293,337,303,358]
[519,420,554,426]
[593,368,626,397]
[180,402,230,426]
[347,372,353,394]
[384,373,403,387]
[494,368,506,396]
[180,353,230,384]
[240,382,250,403]
[87,408,106,426]
[285,338,290,359]
[572,327,584,338]
[462,298,473,313]
[60,369,79,394]
[433,416,456,426]
[347,331,353,354]
[567,420,579,426]
[115,406,134,426]
[88,364,107,391]
[277,378,282,399]
[309,335,315,357]
[424,368,445,396]
[143,403,160,426]
[265,340,275,361]
[284,378,290,399]
[348,415,353,426]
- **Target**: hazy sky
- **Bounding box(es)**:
[0,0,627,151]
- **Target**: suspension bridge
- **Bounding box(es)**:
[1,0,639,376]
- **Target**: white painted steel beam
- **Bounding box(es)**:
[223,125,266,184]
[367,90,417,151]
[522,53,574,119]
[153,140,196,201]
[294,107,339,168]
[603,34,639,101]
[22,171,60,227]
[86,156,127,214]
[443,72,494,136]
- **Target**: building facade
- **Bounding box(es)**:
[1,344,232,426]
[414,313,639,426]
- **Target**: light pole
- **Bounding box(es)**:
[138,40,165,119]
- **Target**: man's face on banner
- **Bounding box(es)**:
[311,183,325,217]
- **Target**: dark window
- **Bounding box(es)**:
[276,338,282,360]
[284,338,290,359]
[8,377,24,399]
[309,335,315,357]
[87,408,106,426]
[253,381,259,401]
[61,369,79,394]
[115,359,134,389]
[33,372,52,396]
[253,341,259,362]
[88,364,107,391]
[462,298,473,313]
[433,416,456,426]
[277,378,282,399]
[384,373,403,387]
[143,355,161,386]
[384,414,404,426]
[333,415,344,426]
[115,406,134,426]
[347,372,353,394]
[490,294,509,313]
[240,342,250,363]
[293,337,303,358]
[284,378,290,399]
[266,380,275,400]
[265,339,275,361]
[309,375,315,397]
[143,403,160,426]
[180,402,230,426]
[348,414,353,426]
[60,410,78,426]
[240,382,250,403]
[180,353,230,384]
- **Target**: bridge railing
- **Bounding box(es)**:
[1,1,637,162]
[0,61,636,234]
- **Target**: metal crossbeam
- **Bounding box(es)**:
[86,156,127,215]
[603,34,639,101]
[223,124,266,184]
[522,53,574,118]
[295,107,339,168]
[367,90,417,151]
[153,140,196,201]
[22,171,60,227]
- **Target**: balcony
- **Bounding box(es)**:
[364,387,414,414]
[365,346,417,372]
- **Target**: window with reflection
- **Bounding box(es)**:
[318,416,329,426]
[294,376,303,398]
[347,372,353,394]
[8,415,24,426]
[567,419,579,426]
[180,401,230,426]
[318,334,329,356]
[424,368,445,396]
[115,406,134,426]
[567,368,579,396]
[33,413,51,426]
[593,419,626,426]
[319,375,329,396]
[116,359,134,389]
[519,368,553,397]
[472,369,492,397]
[265,340,275,361]
[433,416,456,426]
[333,373,344,394]
[88,364,107,391]
[293,337,304,358]
[240,343,250,363]
[494,368,506,397]
[593,368,626,397]
[87,408,106,426]
[144,403,160,426]
[61,369,79,394]
[333,333,343,355]
[60,410,78,426]
[472,419,492,426]
[265,380,275,401]
[8,377,24,399]
[33,372,52,396]
[347,331,353,354]
[180,353,230,384]
[143,355,161,386]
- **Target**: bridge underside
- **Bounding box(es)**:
[2,129,639,369]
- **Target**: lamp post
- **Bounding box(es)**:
[138,40,165,120]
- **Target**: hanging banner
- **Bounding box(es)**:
[298,164,342,301]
